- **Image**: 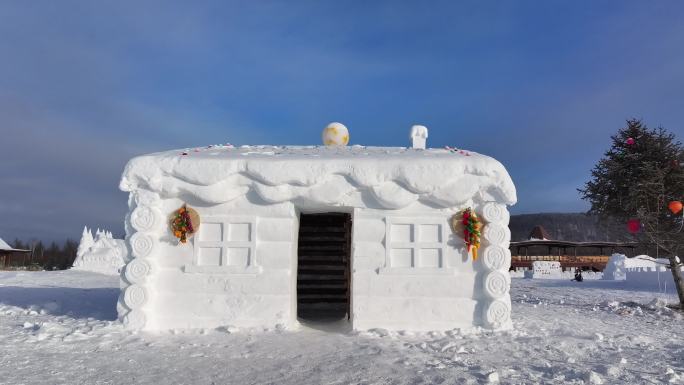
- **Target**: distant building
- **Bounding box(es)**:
[527,225,552,241]
[0,237,32,269]
[509,226,636,271]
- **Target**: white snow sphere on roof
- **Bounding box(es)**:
[322,122,349,146]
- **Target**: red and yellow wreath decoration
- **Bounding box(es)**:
[453,207,481,260]
[170,205,198,243]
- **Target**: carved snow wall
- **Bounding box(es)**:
[118,194,513,332]
[351,201,512,331]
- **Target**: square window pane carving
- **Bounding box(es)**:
[188,216,258,273]
[419,224,441,242]
[228,223,251,242]
[199,223,223,242]
[390,248,413,268]
[419,248,442,268]
[390,224,412,242]
[227,247,250,266]
[384,217,449,273]
[197,247,222,266]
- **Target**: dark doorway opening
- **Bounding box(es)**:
[297,212,351,322]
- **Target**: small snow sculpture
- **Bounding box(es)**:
[603,254,671,281]
[524,261,562,279]
[322,122,349,146]
[72,226,127,275]
[410,125,428,149]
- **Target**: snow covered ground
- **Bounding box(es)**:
[0,271,682,385]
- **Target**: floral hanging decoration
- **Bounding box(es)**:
[170,205,200,244]
[452,207,481,260]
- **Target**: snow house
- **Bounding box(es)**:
[117,135,517,332]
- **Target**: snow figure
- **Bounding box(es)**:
[410,125,428,149]
[72,227,126,275]
[321,122,349,146]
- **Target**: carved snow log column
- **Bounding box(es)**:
[479,202,512,330]
[118,189,161,330]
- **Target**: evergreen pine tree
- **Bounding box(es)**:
[61,239,79,270]
[580,119,684,307]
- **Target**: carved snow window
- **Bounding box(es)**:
[381,217,450,275]
[184,216,260,274]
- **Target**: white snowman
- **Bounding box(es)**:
[322,122,349,146]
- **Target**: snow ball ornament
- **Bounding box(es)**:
[669,200,683,215]
[626,218,641,234]
[322,122,349,146]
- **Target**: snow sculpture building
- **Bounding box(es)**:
[118,143,517,332]
[523,261,563,279]
[72,227,126,275]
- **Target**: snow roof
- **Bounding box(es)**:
[121,145,517,210]
[0,237,29,252]
[0,238,11,250]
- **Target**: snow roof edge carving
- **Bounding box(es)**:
[120,145,517,209]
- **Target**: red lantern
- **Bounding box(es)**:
[626,218,640,234]
[669,201,683,215]
[626,137,635,146]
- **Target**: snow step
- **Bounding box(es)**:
[298,255,346,263]
[297,288,347,295]
[298,296,347,302]
[298,265,346,271]
[297,250,348,256]
[297,278,346,285]
[297,303,347,310]
[298,295,348,303]
[297,283,347,290]
[298,244,348,251]
[297,235,347,242]
[298,226,347,233]
[297,273,345,280]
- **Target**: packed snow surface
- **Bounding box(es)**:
[1,270,682,384]
[120,145,517,209]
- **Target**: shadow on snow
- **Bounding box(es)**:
[0,286,119,321]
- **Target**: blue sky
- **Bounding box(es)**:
[1,1,683,242]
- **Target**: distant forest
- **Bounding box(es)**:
[4,212,640,270]
[509,212,629,242]
[7,239,78,270]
